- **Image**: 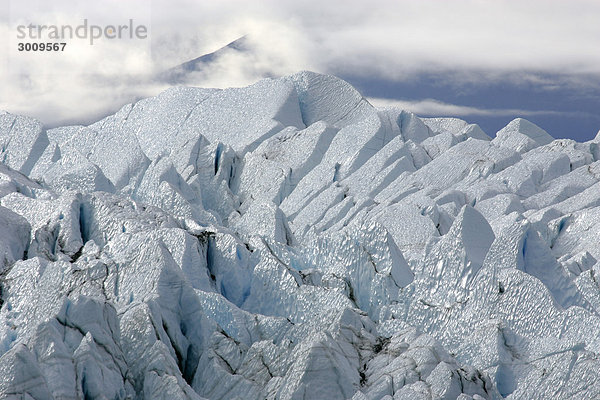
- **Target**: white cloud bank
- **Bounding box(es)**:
[368,97,590,118]
[1,0,599,126]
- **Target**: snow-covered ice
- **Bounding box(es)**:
[1,71,600,399]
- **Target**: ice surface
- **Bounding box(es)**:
[0,113,48,175]
[0,206,30,273]
[492,118,554,153]
[1,72,599,399]
[288,71,372,128]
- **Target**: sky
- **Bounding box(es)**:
[1,0,599,140]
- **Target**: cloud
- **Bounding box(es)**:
[1,0,599,127]
[0,0,168,125]
[155,18,316,89]
[0,0,319,125]
[147,0,600,81]
[368,97,592,119]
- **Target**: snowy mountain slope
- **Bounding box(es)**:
[1,72,600,399]
[159,36,250,85]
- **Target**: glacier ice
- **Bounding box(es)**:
[1,71,600,399]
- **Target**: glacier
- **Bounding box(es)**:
[1,72,600,399]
